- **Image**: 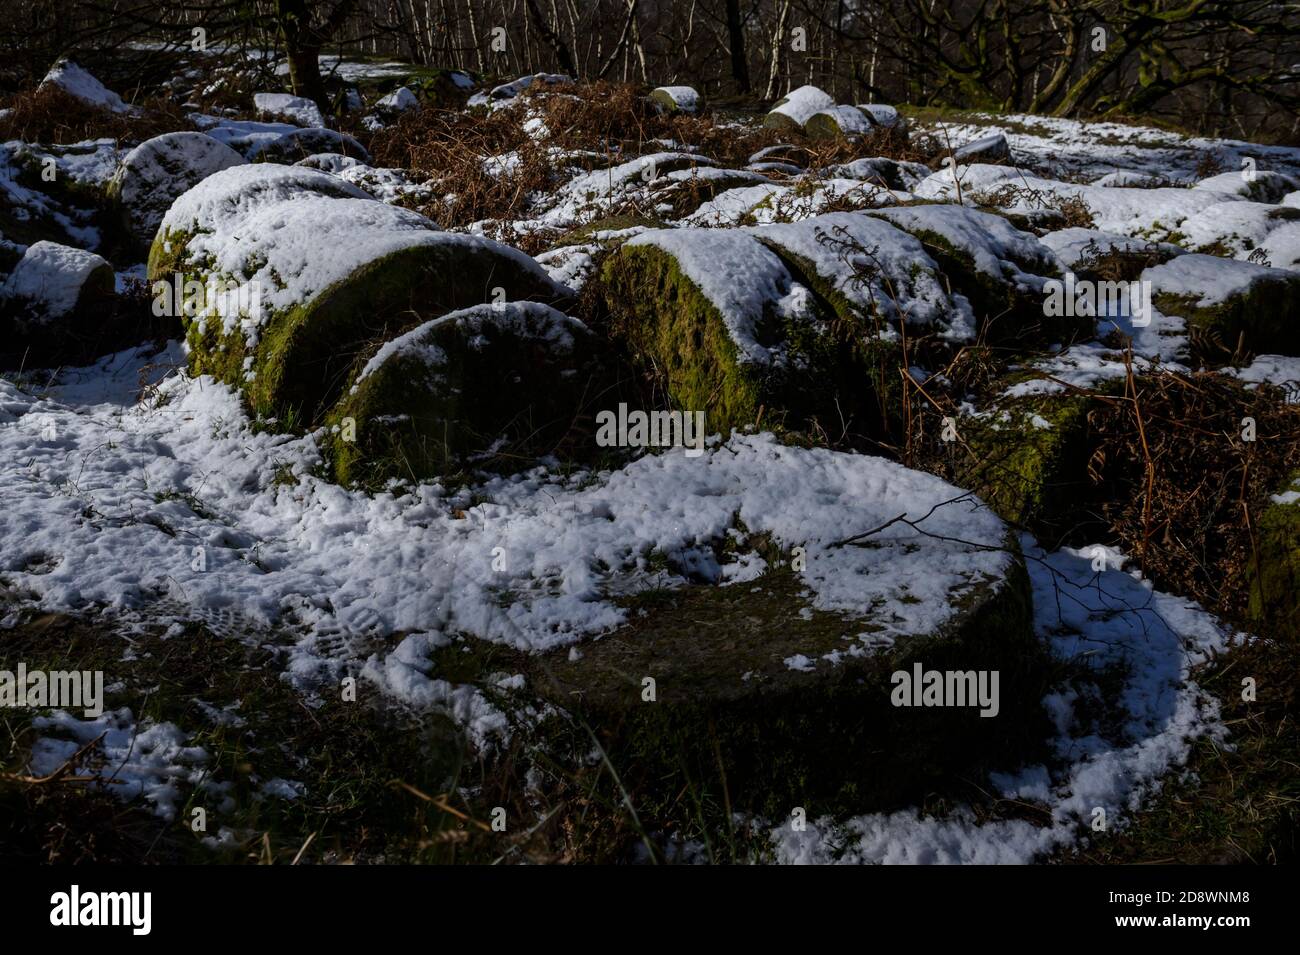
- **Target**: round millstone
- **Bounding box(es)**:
[327,301,606,486]
[478,434,1053,818]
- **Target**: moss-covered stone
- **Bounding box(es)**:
[868,206,1084,349]
[804,106,872,140]
[145,165,371,282]
[525,550,1050,818]
[648,86,701,114]
[598,237,892,441]
[325,302,606,486]
[107,132,246,255]
[1145,256,1300,359]
[931,381,1113,539]
[183,238,572,426]
[1248,474,1300,640]
[553,214,666,248]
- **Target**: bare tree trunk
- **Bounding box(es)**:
[595,0,638,80]
[465,0,483,72]
[764,0,790,100]
[629,0,648,82]
[525,0,576,75]
[277,0,331,115]
[725,0,750,93]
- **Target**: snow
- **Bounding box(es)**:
[742,212,973,338]
[954,132,1010,163]
[768,85,836,127]
[158,163,371,248]
[468,73,572,109]
[534,244,601,289]
[158,168,566,347]
[773,537,1237,864]
[295,152,364,173]
[857,104,901,128]
[1176,200,1300,258]
[29,708,212,821]
[111,132,246,242]
[653,86,700,113]
[1226,354,1300,403]
[253,92,326,129]
[188,114,300,155]
[0,351,1011,698]
[624,228,823,365]
[335,162,432,204]
[21,140,125,189]
[827,157,930,189]
[810,105,873,135]
[1191,170,1300,202]
[39,60,130,113]
[921,113,1300,183]
[376,86,418,112]
[0,142,102,250]
[913,162,1252,237]
[551,151,716,221]
[868,204,1060,296]
[1040,226,1184,270]
[685,179,897,227]
[1142,252,1296,309]
[1000,341,1183,397]
[2,241,108,320]
[1258,221,1300,271]
[1271,476,1300,506]
[246,127,370,164]
[1093,170,1168,188]
[354,302,585,385]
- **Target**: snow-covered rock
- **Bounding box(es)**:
[329,301,602,485]
[108,132,246,248]
[857,103,903,129]
[650,86,701,114]
[765,85,836,130]
[0,240,116,369]
[601,225,922,436]
[1143,252,1300,356]
[1191,170,1300,204]
[953,132,1011,165]
[246,127,370,164]
[39,59,130,113]
[293,152,365,174]
[467,73,572,109]
[253,92,326,129]
[743,212,970,336]
[375,86,418,113]
[1177,200,1300,259]
[150,163,372,277]
[2,240,112,321]
[153,166,570,419]
[805,105,873,139]
[188,114,299,156]
[1040,227,1184,272]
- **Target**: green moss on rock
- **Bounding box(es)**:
[325,302,605,486]
[526,549,1050,819]
[935,383,1110,538]
[553,214,665,248]
[598,238,899,442]
[1248,474,1300,640]
[599,242,771,432]
[1151,270,1300,360]
[174,237,570,426]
